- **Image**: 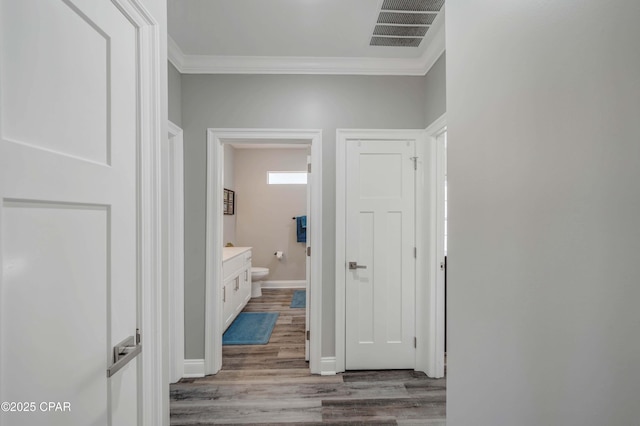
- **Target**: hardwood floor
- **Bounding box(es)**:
[170,289,446,425]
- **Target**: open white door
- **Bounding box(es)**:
[344,139,416,369]
[1,0,144,423]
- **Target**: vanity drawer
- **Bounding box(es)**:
[223,255,245,280]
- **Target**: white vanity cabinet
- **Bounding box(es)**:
[222,247,252,331]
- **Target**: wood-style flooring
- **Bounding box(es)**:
[170,288,446,425]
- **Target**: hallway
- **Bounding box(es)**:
[170,289,446,424]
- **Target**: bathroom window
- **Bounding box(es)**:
[267,171,307,185]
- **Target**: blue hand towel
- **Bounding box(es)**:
[296,215,307,243]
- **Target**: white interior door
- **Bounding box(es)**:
[1,0,141,424]
[345,140,416,369]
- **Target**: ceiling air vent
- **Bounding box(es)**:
[370,37,423,47]
[377,12,436,26]
[374,25,428,37]
[381,0,445,12]
[370,0,444,48]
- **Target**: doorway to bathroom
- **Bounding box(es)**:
[204,129,323,376]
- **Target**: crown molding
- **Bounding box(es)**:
[417,5,446,75]
[168,35,186,71]
[176,55,430,76]
[168,7,445,76]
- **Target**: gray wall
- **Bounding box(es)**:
[183,74,428,359]
[424,53,446,127]
[446,1,640,425]
[168,61,182,127]
[235,148,308,281]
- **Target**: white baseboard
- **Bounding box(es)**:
[261,280,306,289]
[183,359,205,378]
[320,357,337,375]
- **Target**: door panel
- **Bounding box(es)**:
[1,0,140,424]
[345,140,416,370]
[2,203,109,424]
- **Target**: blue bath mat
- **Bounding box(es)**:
[290,290,306,308]
[222,312,279,345]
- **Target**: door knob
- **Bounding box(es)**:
[348,261,367,270]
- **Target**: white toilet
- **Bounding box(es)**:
[250,267,269,297]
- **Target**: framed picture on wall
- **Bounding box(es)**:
[223,188,235,215]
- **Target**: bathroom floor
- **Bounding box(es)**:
[170,288,447,425]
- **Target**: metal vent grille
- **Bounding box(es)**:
[381,0,445,12]
[371,0,443,48]
[374,25,429,37]
[377,12,436,25]
[370,37,423,47]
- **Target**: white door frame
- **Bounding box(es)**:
[167,121,184,384]
[205,129,323,375]
[110,0,165,423]
[426,114,447,378]
[335,128,443,377]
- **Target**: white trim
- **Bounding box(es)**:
[168,35,185,72]
[416,6,446,76]
[205,129,323,376]
[166,9,445,76]
[335,129,429,374]
[320,357,337,376]
[167,121,184,384]
[183,359,205,378]
[415,129,433,375]
[174,55,432,76]
[111,1,164,424]
[261,280,307,289]
[424,114,447,378]
[425,114,447,138]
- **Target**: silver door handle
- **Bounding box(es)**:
[107,335,141,377]
[349,261,367,270]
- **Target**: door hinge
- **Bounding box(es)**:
[136,328,141,345]
[306,330,310,340]
[414,247,417,258]
[440,261,445,271]
[307,246,311,256]
[414,337,417,348]
[410,156,418,170]
[308,163,311,173]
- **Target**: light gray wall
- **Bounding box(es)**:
[183,74,426,359]
[168,61,182,127]
[447,1,640,425]
[235,148,308,281]
[223,144,236,245]
[424,53,446,127]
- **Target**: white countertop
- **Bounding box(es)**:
[222,246,251,262]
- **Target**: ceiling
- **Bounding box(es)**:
[168,0,446,75]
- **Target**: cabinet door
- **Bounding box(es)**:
[240,267,251,304]
[222,278,237,331]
